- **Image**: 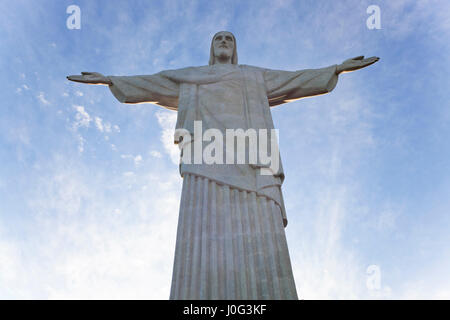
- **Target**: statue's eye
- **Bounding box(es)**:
[225,36,232,41]
[215,36,222,41]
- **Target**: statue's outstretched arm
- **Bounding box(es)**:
[67,72,112,85]
[336,56,379,74]
[67,71,179,110]
[264,55,379,106]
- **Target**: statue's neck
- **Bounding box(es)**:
[214,55,232,65]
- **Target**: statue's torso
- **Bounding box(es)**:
[198,71,248,132]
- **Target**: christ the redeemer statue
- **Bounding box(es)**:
[68,31,379,300]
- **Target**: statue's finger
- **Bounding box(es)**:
[67,75,92,83]
[67,75,87,82]
[365,57,380,64]
[343,56,364,64]
[360,58,379,68]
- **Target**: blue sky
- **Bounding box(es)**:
[0,0,449,299]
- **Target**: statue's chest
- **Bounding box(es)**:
[197,78,249,129]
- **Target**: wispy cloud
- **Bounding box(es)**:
[0,155,182,299]
[155,111,179,165]
[121,154,143,167]
[37,92,50,105]
[73,105,92,129]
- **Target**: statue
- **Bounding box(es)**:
[68,31,379,300]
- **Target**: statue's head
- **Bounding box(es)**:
[209,31,238,65]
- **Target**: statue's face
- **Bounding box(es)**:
[213,31,235,62]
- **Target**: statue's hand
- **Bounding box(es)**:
[336,56,380,74]
[67,72,112,85]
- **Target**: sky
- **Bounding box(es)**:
[0,0,449,299]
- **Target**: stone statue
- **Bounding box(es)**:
[67,31,379,300]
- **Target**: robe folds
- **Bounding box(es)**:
[109,64,338,227]
[108,64,338,299]
[170,174,298,299]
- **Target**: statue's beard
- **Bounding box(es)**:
[214,49,232,62]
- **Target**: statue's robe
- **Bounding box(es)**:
[108,64,338,299]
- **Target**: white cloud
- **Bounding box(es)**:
[375,206,401,232]
[73,105,92,129]
[399,278,450,300]
[381,0,450,40]
[0,156,182,299]
[122,171,135,177]
[77,135,85,153]
[37,92,50,105]
[103,122,112,133]
[93,116,113,134]
[121,154,143,167]
[134,155,143,166]
[0,239,20,285]
[150,150,162,158]
[290,187,363,299]
[94,116,104,132]
[155,111,179,165]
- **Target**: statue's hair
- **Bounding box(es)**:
[209,31,238,65]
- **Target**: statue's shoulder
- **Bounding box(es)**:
[159,65,210,76]
[162,64,265,73]
[158,64,267,82]
[239,64,264,71]
[237,64,268,75]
